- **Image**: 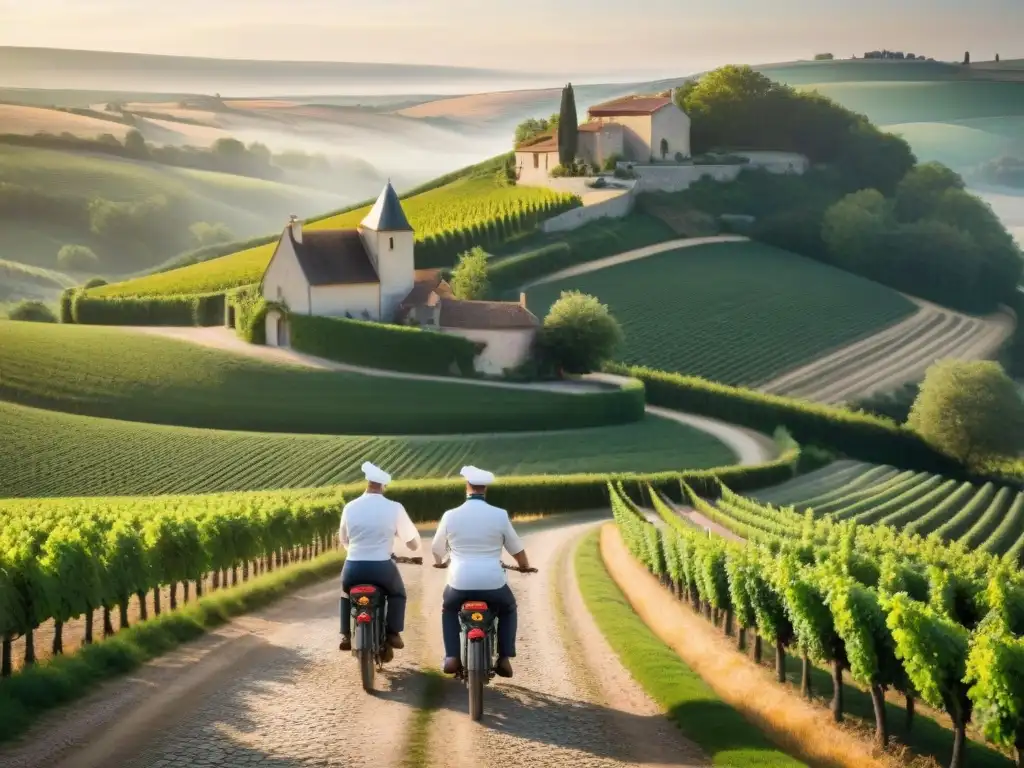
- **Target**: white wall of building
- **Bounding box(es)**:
[261,238,311,314]
[441,327,536,375]
[651,107,691,160]
[515,149,560,184]
[361,228,414,322]
[309,283,381,320]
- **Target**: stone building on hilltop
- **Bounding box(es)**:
[514,95,691,183]
[259,182,540,375]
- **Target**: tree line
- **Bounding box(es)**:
[660,66,1021,314]
[0,131,331,183]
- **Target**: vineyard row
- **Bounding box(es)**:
[611,481,1024,768]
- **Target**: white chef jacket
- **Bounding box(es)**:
[431,497,524,590]
[339,492,419,561]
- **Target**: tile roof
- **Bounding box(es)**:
[515,133,559,152]
[587,95,673,117]
[438,298,539,330]
[360,181,413,232]
[577,121,621,133]
[401,269,454,307]
[287,228,379,286]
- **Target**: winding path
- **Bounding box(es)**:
[1,515,705,768]
[120,325,776,467]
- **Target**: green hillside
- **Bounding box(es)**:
[755,60,1024,172]
[527,240,917,385]
[0,144,347,273]
[92,175,577,298]
[0,322,640,434]
[0,400,733,498]
[752,460,1024,562]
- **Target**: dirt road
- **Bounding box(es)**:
[2,514,704,768]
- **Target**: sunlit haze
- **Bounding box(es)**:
[1,0,1021,81]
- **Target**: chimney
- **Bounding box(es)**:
[288,214,302,244]
[519,292,527,309]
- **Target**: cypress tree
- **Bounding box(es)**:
[557,83,579,166]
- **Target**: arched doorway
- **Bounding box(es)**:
[277,315,290,347]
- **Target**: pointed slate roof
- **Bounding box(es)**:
[360,181,413,232]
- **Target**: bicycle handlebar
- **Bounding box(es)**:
[391,555,423,565]
[431,560,536,573]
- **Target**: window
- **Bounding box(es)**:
[389,237,394,250]
[533,153,539,169]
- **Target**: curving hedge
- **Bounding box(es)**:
[612,364,966,478]
[68,290,225,327]
[288,313,480,377]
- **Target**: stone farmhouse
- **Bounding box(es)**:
[260,182,540,376]
[515,95,691,184]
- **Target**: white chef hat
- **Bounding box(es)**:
[460,465,495,486]
[361,461,392,485]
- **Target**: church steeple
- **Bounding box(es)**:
[360,181,412,232]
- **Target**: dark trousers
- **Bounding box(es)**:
[442,584,517,659]
[340,559,406,636]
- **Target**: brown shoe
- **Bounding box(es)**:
[381,645,394,663]
[495,657,514,678]
[443,657,462,675]
[339,636,351,651]
[386,633,404,650]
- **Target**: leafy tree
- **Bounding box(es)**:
[450,246,489,300]
[821,188,891,272]
[894,162,965,222]
[748,550,796,681]
[57,244,100,271]
[964,51,971,65]
[8,300,56,323]
[537,291,623,375]
[123,129,149,158]
[189,221,234,248]
[557,83,578,166]
[102,521,147,630]
[908,360,1024,465]
[814,53,835,60]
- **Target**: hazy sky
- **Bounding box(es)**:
[1,0,1020,78]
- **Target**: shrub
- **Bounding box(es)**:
[82,277,107,289]
[538,291,624,374]
[288,314,480,377]
[57,244,99,271]
[908,360,1024,466]
[674,151,686,162]
[7,300,56,323]
[450,246,490,300]
[603,153,623,172]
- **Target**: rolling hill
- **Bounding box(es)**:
[526,239,918,386]
[0,400,733,498]
[0,322,639,435]
[0,143,350,275]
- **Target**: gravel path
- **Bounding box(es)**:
[2,515,705,768]
[422,518,704,768]
[520,235,749,288]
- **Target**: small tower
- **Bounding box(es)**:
[359,181,414,321]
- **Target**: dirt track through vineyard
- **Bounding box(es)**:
[2,514,704,768]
